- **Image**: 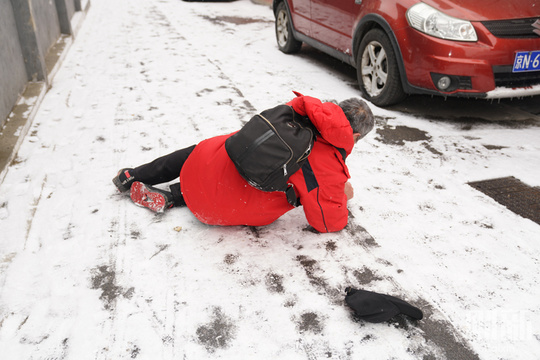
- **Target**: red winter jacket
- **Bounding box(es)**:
[179,93,354,232]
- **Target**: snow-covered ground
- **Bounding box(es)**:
[1,0,539,359]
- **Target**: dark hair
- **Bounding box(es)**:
[339,98,374,140]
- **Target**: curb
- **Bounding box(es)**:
[251,0,273,7]
[0,2,91,186]
[0,83,48,185]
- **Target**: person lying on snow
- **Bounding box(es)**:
[113,92,374,233]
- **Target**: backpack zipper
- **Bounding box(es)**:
[258,113,294,169]
[258,108,314,171]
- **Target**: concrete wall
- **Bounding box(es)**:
[0,0,89,129]
[0,0,28,126]
[32,0,62,62]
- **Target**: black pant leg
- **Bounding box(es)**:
[133,145,196,185]
[169,183,186,207]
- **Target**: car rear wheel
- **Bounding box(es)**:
[275,2,302,54]
[357,29,406,106]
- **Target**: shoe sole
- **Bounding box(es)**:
[112,176,129,192]
[130,182,170,213]
[113,169,134,192]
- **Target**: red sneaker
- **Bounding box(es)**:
[130,182,174,212]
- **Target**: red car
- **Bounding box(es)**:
[273,0,540,106]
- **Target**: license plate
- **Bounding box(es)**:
[512,50,540,72]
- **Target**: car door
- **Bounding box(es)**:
[310,0,355,52]
[288,0,312,36]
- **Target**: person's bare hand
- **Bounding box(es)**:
[344,181,354,200]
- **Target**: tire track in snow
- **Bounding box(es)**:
[24,175,48,250]
[152,0,259,127]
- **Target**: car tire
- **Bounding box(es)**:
[357,29,406,106]
[275,2,302,54]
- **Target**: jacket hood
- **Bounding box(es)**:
[287,92,354,155]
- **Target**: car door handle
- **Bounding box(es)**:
[355,0,362,4]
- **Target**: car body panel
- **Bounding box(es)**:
[288,0,312,36]
[311,0,355,53]
[422,0,540,21]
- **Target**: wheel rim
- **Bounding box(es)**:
[361,41,388,97]
[276,10,289,48]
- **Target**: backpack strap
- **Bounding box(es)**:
[286,185,300,207]
[335,147,347,161]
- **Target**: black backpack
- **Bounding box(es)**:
[225,104,316,204]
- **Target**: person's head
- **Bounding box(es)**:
[339,98,374,143]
